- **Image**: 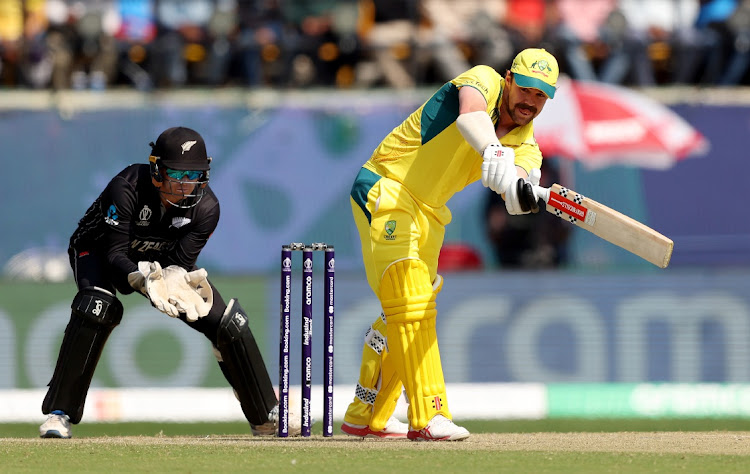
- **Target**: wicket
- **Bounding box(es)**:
[279,242,335,437]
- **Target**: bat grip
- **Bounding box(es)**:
[534,185,550,204]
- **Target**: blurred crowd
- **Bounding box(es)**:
[1,0,749,90]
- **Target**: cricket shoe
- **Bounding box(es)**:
[40,410,72,439]
[251,404,302,437]
[407,414,470,441]
[341,416,409,439]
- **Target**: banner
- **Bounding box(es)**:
[3,271,750,390]
[548,383,750,418]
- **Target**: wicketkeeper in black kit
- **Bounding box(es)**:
[40,126,299,438]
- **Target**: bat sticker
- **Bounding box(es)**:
[548,190,597,226]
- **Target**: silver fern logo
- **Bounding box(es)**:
[181,140,197,154]
[170,217,192,228]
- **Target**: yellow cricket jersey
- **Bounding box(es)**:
[363,65,543,208]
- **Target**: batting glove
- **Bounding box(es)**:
[505,168,542,216]
[481,144,517,195]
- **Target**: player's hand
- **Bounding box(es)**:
[528,168,542,210]
[127,269,146,294]
[481,144,517,195]
[170,268,213,322]
[139,261,181,318]
[505,168,542,215]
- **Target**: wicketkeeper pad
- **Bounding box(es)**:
[380,259,450,430]
[43,287,123,424]
[216,298,277,426]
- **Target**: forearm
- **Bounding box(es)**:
[456,111,498,153]
[109,252,139,293]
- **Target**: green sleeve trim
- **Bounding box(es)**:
[420,83,460,144]
[350,167,381,224]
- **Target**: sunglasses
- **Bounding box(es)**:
[165,168,202,181]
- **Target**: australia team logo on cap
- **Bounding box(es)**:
[530,59,553,77]
[511,48,559,98]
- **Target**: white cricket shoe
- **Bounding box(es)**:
[40,411,72,439]
[251,404,302,437]
[407,414,470,441]
[341,416,409,439]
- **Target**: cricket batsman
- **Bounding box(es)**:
[342,49,558,440]
[40,126,299,438]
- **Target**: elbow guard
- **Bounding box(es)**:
[456,111,499,153]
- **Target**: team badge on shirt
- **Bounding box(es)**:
[170,217,192,229]
[104,204,119,226]
[384,220,396,240]
[136,205,152,226]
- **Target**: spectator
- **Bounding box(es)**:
[151,0,216,87]
[42,0,121,90]
[414,0,477,84]
[281,0,361,87]
[705,0,750,85]
[2,0,750,89]
[198,0,238,85]
[662,0,729,84]
[70,1,120,90]
[354,0,421,88]
[19,0,51,88]
[43,0,76,89]
[0,0,27,86]
[232,0,286,86]
[720,0,750,84]
[503,0,549,53]
[115,0,157,90]
[547,0,623,83]
[616,0,702,85]
[458,1,516,72]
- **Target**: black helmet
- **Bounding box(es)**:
[150,126,210,170]
[149,127,211,209]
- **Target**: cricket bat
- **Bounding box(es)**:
[535,184,674,268]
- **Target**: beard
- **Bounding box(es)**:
[506,101,537,126]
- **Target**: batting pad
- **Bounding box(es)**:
[344,313,404,430]
[370,314,404,431]
[380,259,451,430]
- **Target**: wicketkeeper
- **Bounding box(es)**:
[40,126,299,438]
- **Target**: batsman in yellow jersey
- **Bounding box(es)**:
[341,49,559,441]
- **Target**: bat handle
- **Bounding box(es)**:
[533,185,550,204]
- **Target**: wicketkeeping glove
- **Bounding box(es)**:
[169,268,213,322]
[481,144,517,195]
[138,261,181,318]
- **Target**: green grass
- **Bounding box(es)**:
[2,442,746,474]
[2,420,750,473]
